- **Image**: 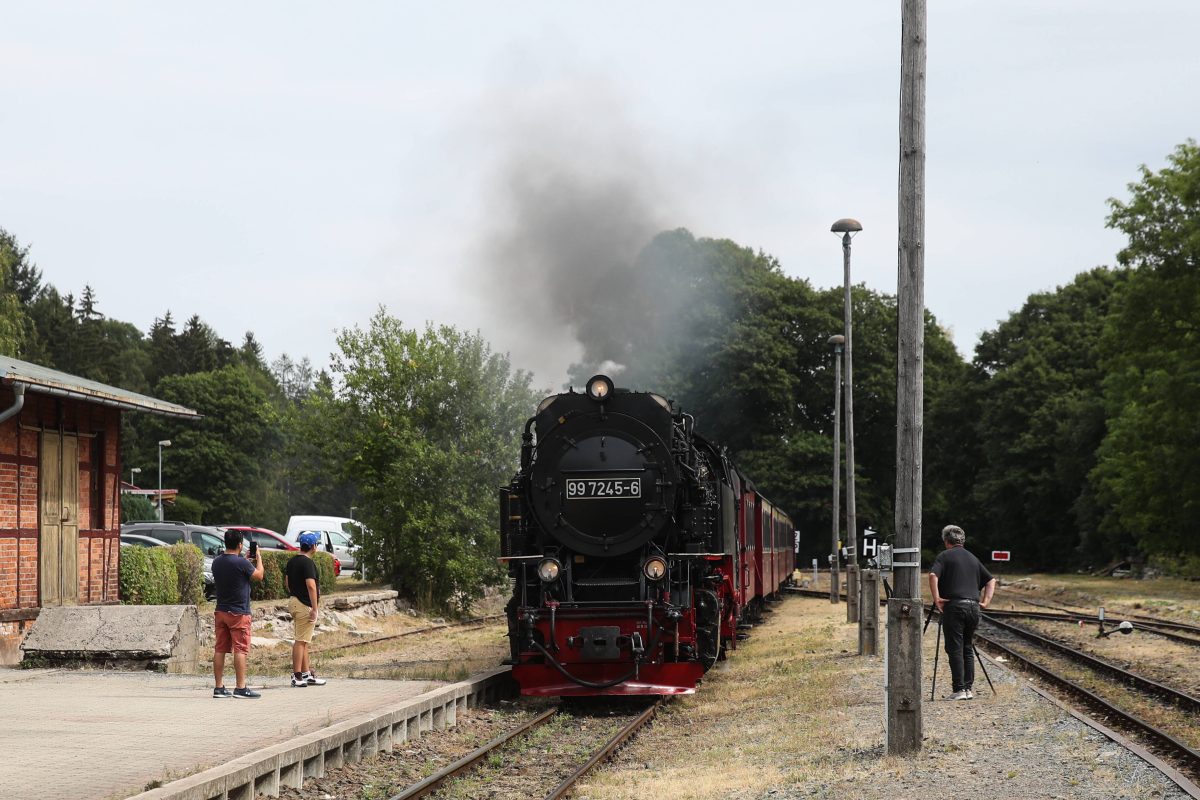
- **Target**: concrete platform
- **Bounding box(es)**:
[0,666,510,800]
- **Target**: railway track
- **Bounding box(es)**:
[386,700,661,800]
[975,616,1200,788]
[314,614,506,655]
[983,608,1200,646]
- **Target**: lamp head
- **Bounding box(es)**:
[158,439,172,447]
[830,218,863,234]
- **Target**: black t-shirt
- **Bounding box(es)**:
[285,555,320,607]
[930,546,993,601]
[212,553,255,614]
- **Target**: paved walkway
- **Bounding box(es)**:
[0,668,439,800]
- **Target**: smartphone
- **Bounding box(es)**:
[247,541,258,559]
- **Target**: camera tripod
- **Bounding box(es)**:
[924,604,995,700]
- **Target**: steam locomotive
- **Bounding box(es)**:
[500,374,795,696]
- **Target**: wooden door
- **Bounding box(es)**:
[39,432,80,606]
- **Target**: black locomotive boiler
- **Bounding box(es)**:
[500,375,795,696]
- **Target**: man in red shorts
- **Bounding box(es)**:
[212,528,264,698]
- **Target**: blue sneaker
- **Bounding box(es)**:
[213,687,233,698]
[233,687,261,699]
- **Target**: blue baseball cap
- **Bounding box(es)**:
[297,532,321,548]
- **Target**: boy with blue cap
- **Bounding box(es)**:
[285,532,328,687]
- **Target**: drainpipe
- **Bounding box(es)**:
[0,383,26,424]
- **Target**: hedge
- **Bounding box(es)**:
[168,543,205,606]
[250,550,337,601]
[119,547,181,605]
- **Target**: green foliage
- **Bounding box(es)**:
[119,547,181,605]
[248,550,336,600]
[250,550,290,600]
[966,268,1125,567]
[170,495,205,524]
[120,493,157,524]
[0,228,34,356]
[167,544,205,605]
[331,311,538,612]
[1091,141,1200,560]
[143,365,281,524]
[314,551,336,594]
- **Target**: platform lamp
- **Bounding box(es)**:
[157,440,171,521]
[129,466,141,486]
[831,218,862,626]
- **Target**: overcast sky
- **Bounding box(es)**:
[3,2,1197,389]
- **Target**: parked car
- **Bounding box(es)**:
[219,526,298,552]
[284,515,361,573]
[119,524,216,600]
[219,525,341,576]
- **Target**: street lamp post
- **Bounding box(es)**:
[157,440,171,521]
[828,334,845,605]
[129,466,142,486]
[831,218,862,626]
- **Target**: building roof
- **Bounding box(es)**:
[0,354,200,419]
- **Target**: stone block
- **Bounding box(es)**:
[20,605,199,672]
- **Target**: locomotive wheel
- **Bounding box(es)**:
[695,589,721,671]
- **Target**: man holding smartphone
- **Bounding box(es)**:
[211,528,264,698]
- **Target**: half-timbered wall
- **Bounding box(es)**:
[0,386,121,662]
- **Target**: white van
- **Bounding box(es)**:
[285,515,362,573]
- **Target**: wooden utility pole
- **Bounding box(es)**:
[828,334,844,605]
[886,0,926,755]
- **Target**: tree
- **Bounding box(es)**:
[967,268,1124,568]
[0,229,34,355]
[330,310,537,611]
[146,365,282,524]
[1091,141,1200,560]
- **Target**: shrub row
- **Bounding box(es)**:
[119,544,203,605]
[250,550,336,601]
[120,545,335,605]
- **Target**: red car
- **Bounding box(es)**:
[221,525,341,576]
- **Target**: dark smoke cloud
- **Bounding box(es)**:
[472,83,677,388]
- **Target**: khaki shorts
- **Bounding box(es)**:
[289,596,316,643]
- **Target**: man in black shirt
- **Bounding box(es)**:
[284,532,327,688]
[929,524,996,700]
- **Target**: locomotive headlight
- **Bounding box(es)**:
[537,558,562,583]
[586,375,614,402]
[642,557,668,581]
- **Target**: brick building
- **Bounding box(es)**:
[0,356,199,663]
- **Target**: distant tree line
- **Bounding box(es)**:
[2,139,1196,603]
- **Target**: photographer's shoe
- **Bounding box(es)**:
[213,687,233,698]
[232,687,261,699]
[948,690,970,701]
[303,672,327,686]
[290,674,308,687]
[965,689,975,699]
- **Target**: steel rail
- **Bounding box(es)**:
[544,700,661,800]
[979,616,1200,714]
[975,631,1200,778]
[386,707,558,800]
[983,609,1200,646]
[314,614,505,655]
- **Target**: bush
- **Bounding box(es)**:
[120,494,156,523]
[247,550,338,601]
[314,552,336,594]
[250,550,289,601]
[119,547,181,605]
[168,543,205,605]
[171,495,204,524]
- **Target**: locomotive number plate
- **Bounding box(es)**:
[565,478,642,499]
